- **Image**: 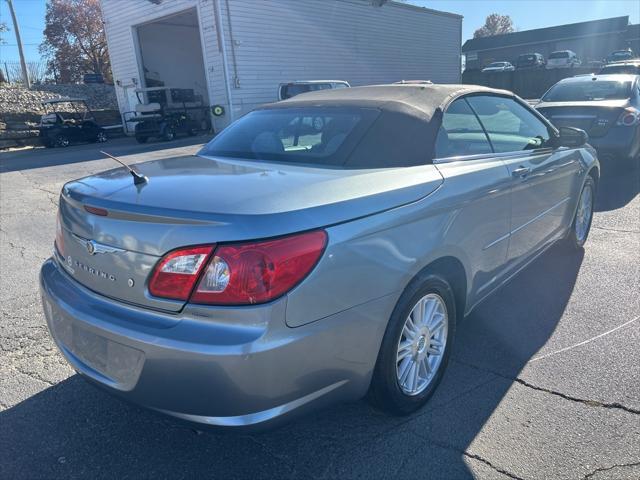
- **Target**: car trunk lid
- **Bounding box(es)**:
[536,100,629,137]
[58,154,444,311]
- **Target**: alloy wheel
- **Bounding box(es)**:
[575,183,593,243]
[396,293,448,396]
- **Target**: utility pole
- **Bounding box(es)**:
[6,0,30,88]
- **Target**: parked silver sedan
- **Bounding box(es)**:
[40,84,599,430]
[482,61,515,73]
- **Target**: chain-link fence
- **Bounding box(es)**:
[1,61,51,84]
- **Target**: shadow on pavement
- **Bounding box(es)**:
[0,135,212,173]
[0,243,584,479]
[594,157,640,212]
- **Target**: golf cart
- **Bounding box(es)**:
[125,87,210,143]
[38,98,108,148]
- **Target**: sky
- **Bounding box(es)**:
[0,0,638,62]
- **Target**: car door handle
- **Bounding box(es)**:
[512,166,530,178]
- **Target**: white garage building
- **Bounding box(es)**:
[100,0,462,130]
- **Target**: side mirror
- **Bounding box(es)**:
[556,126,588,148]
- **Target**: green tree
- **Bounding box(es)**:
[40,0,112,83]
[473,14,515,38]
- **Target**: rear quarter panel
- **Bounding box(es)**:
[285,157,513,327]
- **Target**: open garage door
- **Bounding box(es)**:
[136,9,209,103]
[132,8,211,135]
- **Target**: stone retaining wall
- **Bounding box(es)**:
[0,84,118,115]
[0,84,121,149]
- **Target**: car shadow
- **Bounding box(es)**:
[0,243,583,479]
[0,135,212,174]
[594,157,639,212]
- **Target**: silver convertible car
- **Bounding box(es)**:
[41,84,599,430]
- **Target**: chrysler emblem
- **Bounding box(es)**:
[72,234,125,256]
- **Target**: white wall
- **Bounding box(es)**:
[100,0,461,129]
[220,0,462,117]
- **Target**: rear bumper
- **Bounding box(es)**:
[589,126,640,159]
[40,258,392,430]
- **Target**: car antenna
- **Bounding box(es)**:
[100,151,148,185]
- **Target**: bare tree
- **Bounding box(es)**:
[1,22,9,83]
[40,0,112,83]
[474,14,515,38]
[0,21,8,44]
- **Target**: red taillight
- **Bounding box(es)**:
[148,246,213,300]
[55,210,64,256]
[191,230,327,305]
[617,107,640,127]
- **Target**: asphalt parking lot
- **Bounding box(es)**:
[1,138,638,480]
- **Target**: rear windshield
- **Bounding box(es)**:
[610,51,633,60]
[199,107,380,167]
[542,80,632,102]
[549,51,570,59]
[518,55,535,62]
[280,83,332,99]
[600,65,640,75]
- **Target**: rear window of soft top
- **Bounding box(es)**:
[199,105,438,169]
[200,107,376,166]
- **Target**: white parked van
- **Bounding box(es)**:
[547,50,581,69]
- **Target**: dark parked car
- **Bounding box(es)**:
[536,74,640,161]
[38,98,108,148]
[599,60,640,76]
[516,53,545,69]
[83,73,105,84]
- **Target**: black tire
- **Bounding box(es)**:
[565,175,595,249]
[163,128,175,141]
[135,135,148,144]
[95,130,108,143]
[55,135,70,148]
[368,273,456,415]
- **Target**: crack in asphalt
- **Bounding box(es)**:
[10,365,58,387]
[16,170,60,209]
[411,431,526,480]
[592,225,640,234]
[244,435,297,477]
[583,461,640,479]
[4,239,27,258]
[454,359,640,415]
[316,375,500,479]
[462,452,525,480]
